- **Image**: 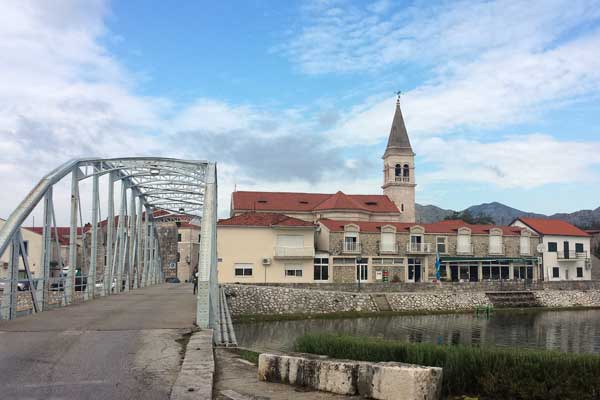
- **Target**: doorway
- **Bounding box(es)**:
[356,259,368,282]
[408,258,422,282]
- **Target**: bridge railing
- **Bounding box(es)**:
[0,158,205,322]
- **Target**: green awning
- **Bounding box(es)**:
[440,256,538,263]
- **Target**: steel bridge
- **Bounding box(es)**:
[0,157,235,345]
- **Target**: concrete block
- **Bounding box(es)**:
[258,353,443,400]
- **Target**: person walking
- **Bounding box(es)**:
[192,266,198,295]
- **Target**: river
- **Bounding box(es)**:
[234,309,600,354]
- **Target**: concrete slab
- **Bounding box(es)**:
[171,330,215,400]
[0,283,197,399]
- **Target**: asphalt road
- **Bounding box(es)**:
[0,283,196,400]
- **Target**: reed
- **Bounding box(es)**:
[295,333,600,399]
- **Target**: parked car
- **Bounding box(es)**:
[0,280,33,291]
[165,277,180,283]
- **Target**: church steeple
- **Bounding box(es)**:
[382,94,416,223]
[384,95,414,157]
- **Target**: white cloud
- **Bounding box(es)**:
[281,0,600,74]
[419,134,600,188]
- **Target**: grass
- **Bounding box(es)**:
[230,347,260,365]
[295,333,600,400]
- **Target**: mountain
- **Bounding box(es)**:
[416,201,600,229]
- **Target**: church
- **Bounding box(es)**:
[217,99,545,284]
[229,97,416,223]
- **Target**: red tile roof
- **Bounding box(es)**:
[516,217,589,237]
[218,213,315,228]
[319,219,531,236]
[232,191,399,213]
[23,227,86,245]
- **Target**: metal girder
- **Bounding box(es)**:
[0,158,217,329]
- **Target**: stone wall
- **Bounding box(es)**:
[386,292,490,312]
[534,290,600,308]
[224,284,378,315]
[224,283,600,316]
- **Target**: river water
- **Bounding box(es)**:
[235,309,600,354]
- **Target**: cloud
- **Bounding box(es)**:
[281,0,600,74]
[419,134,600,188]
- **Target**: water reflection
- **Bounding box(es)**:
[235,309,600,354]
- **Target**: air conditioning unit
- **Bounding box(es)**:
[262,257,272,266]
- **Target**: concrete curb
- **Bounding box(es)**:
[170,330,214,400]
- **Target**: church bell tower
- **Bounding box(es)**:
[382,95,416,223]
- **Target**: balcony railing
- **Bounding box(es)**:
[406,242,432,253]
[489,245,505,255]
[343,241,361,253]
[378,241,399,254]
[273,246,315,259]
[456,244,474,255]
[395,176,410,183]
[557,250,588,260]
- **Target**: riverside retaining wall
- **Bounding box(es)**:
[224,284,600,316]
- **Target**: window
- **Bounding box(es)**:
[104,254,107,266]
[380,232,396,252]
[520,235,531,255]
[552,267,560,278]
[548,242,557,252]
[482,261,506,280]
[344,232,359,252]
[457,232,472,254]
[356,259,368,282]
[277,234,304,248]
[403,164,410,179]
[372,258,404,265]
[489,233,503,254]
[577,267,583,278]
[234,264,252,277]
[407,258,422,282]
[198,234,201,242]
[576,243,584,253]
[314,258,329,281]
[395,164,402,177]
[333,257,356,264]
[436,237,447,253]
[177,233,182,242]
[285,266,303,277]
[176,252,181,262]
[19,240,28,256]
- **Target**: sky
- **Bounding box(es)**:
[1,0,600,224]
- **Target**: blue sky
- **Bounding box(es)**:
[1,0,600,220]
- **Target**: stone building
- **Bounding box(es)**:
[512,218,592,281]
[317,219,541,283]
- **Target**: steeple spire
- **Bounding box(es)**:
[384,94,413,157]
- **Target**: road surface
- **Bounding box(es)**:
[0,283,196,400]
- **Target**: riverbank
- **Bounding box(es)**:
[296,333,600,399]
[224,284,600,317]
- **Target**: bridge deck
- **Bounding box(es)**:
[0,283,196,399]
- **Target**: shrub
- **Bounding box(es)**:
[295,333,600,399]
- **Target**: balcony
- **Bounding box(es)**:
[378,241,399,254]
[273,246,315,259]
[343,241,361,254]
[406,242,432,253]
[489,245,505,255]
[557,250,588,261]
[395,176,410,183]
[456,244,474,255]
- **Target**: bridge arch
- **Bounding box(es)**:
[0,157,222,339]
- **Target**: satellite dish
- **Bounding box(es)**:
[536,244,545,253]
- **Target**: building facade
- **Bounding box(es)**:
[217,213,316,283]
[512,218,592,281]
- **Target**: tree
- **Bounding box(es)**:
[444,210,495,225]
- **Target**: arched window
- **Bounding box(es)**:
[401,203,404,212]
[403,164,410,178]
[395,164,402,177]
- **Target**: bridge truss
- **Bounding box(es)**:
[0,157,222,338]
